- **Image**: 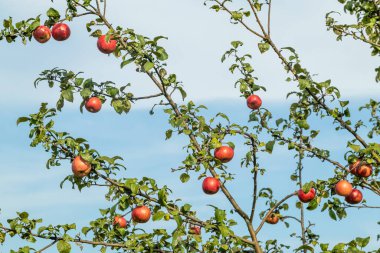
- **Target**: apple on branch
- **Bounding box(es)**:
[52,23,71,41]
[132,206,151,223]
[334,180,353,197]
[202,177,220,195]
[85,97,102,113]
[71,156,91,178]
[298,188,316,203]
[246,94,262,110]
[113,215,128,228]
[97,34,117,54]
[33,25,51,43]
[214,146,234,163]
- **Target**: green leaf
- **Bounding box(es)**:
[16,117,30,125]
[258,42,270,53]
[57,241,71,253]
[265,140,275,153]
[46,8,60,20]
[152,211,165,221]
[121,58,135,68]
[143,61,154,72]
[180,173,190,183]
[62,90,74,102]
[328,209,337,220]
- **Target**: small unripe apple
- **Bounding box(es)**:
[97,35,117,54]
[71,156,91,178]
[345,189,363,204]
[297,188,316,203]
[214,146,234,163]
[334,180,353,197]
[85,97,102,113]
[113,216,127,228]
[265,214,279,224]
[202,177,220,195]
[246,95,262,110]
[52,23,71,41]
[132,206,151,223]
[33,25,51,43]
[189,226,201,235]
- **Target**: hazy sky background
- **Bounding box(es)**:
[0,0,379,252]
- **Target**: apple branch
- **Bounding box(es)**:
[78,5,264,249]
[36,240,57,253]
[255,191,297,234]
[214,0,265,40]
[212,0,380,164]
[296,140,308,251]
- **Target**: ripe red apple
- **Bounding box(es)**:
[132,206,151,223]
[246,95,262,110]
[297,188,316,203]
[113,216,127,228]
[214,146,234,163]
[33,25,51,43]
[71,156,91,178]
[85,97,102,113]
[202,177,220,195]
[189,226,201,235]
[345,189,363,204]
[52,23,71,41]
[350,160,372,178]
[334,180,353,197]
[97,35,117,54]
[349,160,360,176]
[265,214,279,224]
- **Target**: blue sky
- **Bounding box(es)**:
[0,0,379,252]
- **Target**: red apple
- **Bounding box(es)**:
[71,156,91,178]
[298,188,316,203]
[52,23,71,41]
[265,214,279,224]
[350,160,373,178]
[189,226,201,235]
[113,216,127,228]
[214,146,234,163]
[132,206,151,223]
[33,25,51,43]
[202,177,220,195]
[349,160,360,176]
[334,180,353,197]
[246,95,262,110]
[97,35,117,54]
[345,189,363,204]
[85,97,102,113]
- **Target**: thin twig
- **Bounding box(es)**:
[255,192,297,234]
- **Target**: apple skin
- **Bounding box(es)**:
[189,226,201,235]
[52,23,71,41]
[113,216,127,228]
[298,188,316,203]
[334,180,353,197]
[202,177,220,195]
[71,156,91,178]
[345,189,363,204]
[132,206,151,223]
[246,95,262,110]
[265,214,279,225]
[97,35,117,54]
[214,146,234,163]
[33,26,51,43]
[350,160,372,178]
[85,97,102,113]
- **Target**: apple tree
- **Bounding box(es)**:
[0,0,379,252]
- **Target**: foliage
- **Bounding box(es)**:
[0,0,379,252]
